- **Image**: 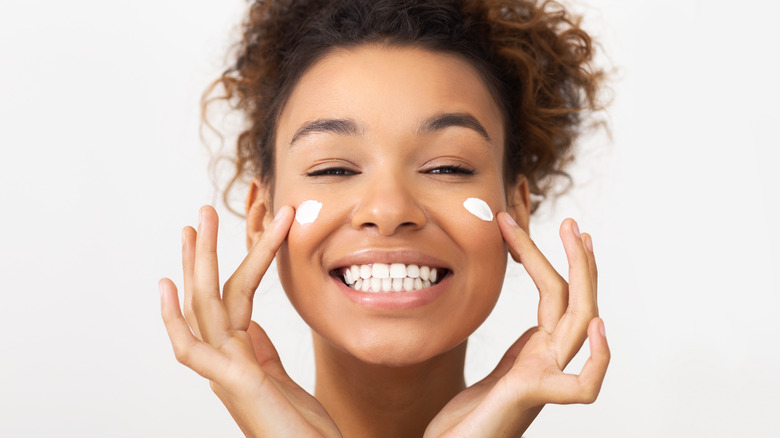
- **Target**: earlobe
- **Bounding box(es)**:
[245,178,274,250]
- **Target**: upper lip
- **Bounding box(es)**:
[326,249,452,272]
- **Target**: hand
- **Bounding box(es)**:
[159,205,341,438]
[425,213,610,437]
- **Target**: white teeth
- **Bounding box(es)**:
[389,263,407,278]
[420,265,430,281]
[341,263,446,292]
[372,263,390,279]
[345,268,355,285]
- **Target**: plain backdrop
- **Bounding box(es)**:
[2,0,779,436]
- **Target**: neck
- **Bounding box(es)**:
[312,331,467,438]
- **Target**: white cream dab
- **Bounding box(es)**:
[463,198,493,221]
[295,200,322,225]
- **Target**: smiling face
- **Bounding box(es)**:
[249,44,528,366]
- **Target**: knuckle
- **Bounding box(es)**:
[582,387,599,404]
[225,277,255,302]
[172,344,191,365]
[578,380,600,404]
[567,306,596,322]
[239,285,256,300]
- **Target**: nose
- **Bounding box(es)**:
[351,170,427,236]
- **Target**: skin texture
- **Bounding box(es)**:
[160,45,609,437]
[270,46,515,368]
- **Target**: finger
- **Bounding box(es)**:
[181,226,201,339]
[562,219,595,316]
[191,205,230,345]
[159,278,230,382]
[223,206,294,330]
[486,326,538,380]
[577,317,610,396]
[552,219,598,366]
[582,233,598,302]
[498,212,567,332]
[247,321,289,381]
[539,318,610,405]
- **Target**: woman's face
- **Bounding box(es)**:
[258,45,525,366]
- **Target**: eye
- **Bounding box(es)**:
[305,167,358,177]
[426,165,476,175]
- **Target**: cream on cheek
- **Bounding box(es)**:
[463,197,494,221]
[295,200,323,225]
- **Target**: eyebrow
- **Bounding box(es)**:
[418,112,491,142]
[290,118,362,146]
[288,112,492,147]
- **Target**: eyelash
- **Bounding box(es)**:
[305,167,358,177]
[305,165,475,177]
[426,165,475,175]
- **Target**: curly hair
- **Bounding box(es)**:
[204,0,605,215]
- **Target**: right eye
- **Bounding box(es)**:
[305,167,358,177]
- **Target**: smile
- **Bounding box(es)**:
[337,263,449,293]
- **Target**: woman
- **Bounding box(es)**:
[159,1,609,436]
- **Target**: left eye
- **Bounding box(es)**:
[426,165,475,175]
[306,167,358,177]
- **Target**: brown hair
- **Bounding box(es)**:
[203,0,606,214]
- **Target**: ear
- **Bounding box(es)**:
[506,174,531,234]
[245,178,274,250]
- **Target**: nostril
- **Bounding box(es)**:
[350,198,427,234]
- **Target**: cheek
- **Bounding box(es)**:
[275,199,346,312]
[295,200,322,224]
[463,197,494,221]
[429,192,507,307]
[452,194,508,298]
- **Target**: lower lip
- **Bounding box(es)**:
[333,274,450,310]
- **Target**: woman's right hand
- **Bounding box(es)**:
[159,205,341,438]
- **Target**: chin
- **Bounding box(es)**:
[332,325,471,368]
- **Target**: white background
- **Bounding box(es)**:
[1,0,779,436]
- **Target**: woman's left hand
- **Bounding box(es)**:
[425,213,610,437]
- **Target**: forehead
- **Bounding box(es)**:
[276,44,504,144]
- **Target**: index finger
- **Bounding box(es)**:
[497,212,568,333]
[222,206,294,330]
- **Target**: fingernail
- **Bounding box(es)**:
[503,212,517,226]
[571,220,581,237]
[585,234,594,252]
[198,208,203,227]
[599,319,606,337]
[181,228,186,246]
[158,280,165,297]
